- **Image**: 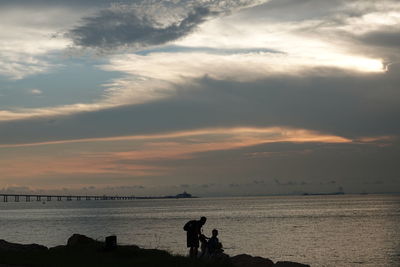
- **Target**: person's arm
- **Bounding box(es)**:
[196,222,202,235]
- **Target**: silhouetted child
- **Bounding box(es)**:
[207,229,223,256]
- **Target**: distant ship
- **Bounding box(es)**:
[131,191,196,199]
[165,191,195,199]
[174,191,193,198]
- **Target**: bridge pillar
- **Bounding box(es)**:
[77,196,81,201]
[36,196,41,201]
[57,196,62,201]
[3,196,7,202]
[67,196,72,201]
[47,196,51,201]
[25,196,30,202]
[15,195,19,202]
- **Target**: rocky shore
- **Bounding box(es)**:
[0,234,310,267]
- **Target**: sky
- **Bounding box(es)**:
[0,0,399,197]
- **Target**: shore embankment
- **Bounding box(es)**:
[0,234,310,267]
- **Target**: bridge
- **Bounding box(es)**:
[0,191,194,202]
[0,193,136,202]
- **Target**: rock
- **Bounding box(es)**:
[67,234,101,247]
[0,265,28,267]
[105,235,117,250]
[48,245,66,252]
[0,239,47,252]
[274,261,310,267]
[231,254,274,267]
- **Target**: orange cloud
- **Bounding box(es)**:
[0,154,167,179]
[356,136,395,143]
[0,126,352,180]
[0,126,350,148]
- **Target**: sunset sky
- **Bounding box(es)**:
[1,0,399,196]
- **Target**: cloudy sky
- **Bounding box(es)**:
[1,0,399,196]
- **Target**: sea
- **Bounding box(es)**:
[0,194,399,267]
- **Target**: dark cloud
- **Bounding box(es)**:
[274,179,297,186]
[338,27,400,61]
[168,140,400,193]
[363,180,384,185]
[359,28,400,49]
[1,65,400,145]
[5,140,400,195]
[67,6,213,49]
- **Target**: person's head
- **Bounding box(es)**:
[212,229,218,237]
[200,216,207,225]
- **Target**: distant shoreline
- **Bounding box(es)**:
[301,192,345,196]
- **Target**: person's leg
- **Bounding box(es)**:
[193,247,198,257]
[199,243,205,258]
[189,246,198,258]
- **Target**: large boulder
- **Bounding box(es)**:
[0,239,47,252]
[67,234,102,247]
[231,254,274,267]
[274,261,310,267]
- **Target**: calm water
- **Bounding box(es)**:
[0,194,399,266]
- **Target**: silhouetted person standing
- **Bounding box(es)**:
[183,216,207,258]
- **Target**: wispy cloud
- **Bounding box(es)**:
[0,126,351,148]
[0,6,85,79]
[29,89,43,95]
[99,51,384,106]
[0,102,115,121]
